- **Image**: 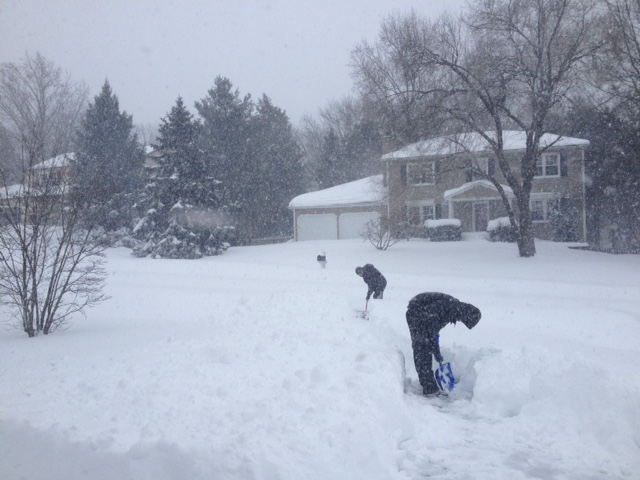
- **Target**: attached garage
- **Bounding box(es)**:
[296,213,338,241]
[338,211,380,239]
[288,176,386,241]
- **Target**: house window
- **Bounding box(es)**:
[530,196,557,222]
[535,153,560,177]
[474,158,489,176]
[406,202,435,226]
[531,200,545,221]
[407,162,435,185]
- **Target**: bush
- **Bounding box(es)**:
[425,219,462,241]
[361,218,403,250]
[396,222,428,239]
[487,217,518,242]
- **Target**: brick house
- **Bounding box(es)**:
[382,131,590,241]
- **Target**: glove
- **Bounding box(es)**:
[435,353,444,364]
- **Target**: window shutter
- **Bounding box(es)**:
[401,205,408,220]
[401,164,407,185]
[560,153,568,177]
[434,161,441,184]
[489,158,495,176]
[466,159,473,182]
[435,203,442,219]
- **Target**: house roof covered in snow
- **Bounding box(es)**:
[288,175,385,209]
[382,131,590,161]
[32,153,74,169]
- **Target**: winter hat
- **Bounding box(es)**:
[459,303,481,329]
[355,266,363,275]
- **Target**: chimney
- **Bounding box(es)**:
[382,134,397,155]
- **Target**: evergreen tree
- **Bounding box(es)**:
[74,80,144,231]
[195,76,253,206]
[133,97,232,258]
[562,104,640,250]
[245,94,304,239]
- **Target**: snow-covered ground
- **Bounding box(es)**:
[1,235,639,479]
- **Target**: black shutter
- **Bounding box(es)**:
[401,164,407,185]
[434,160,441,184]
[401,205,408,220]
[489,158,495,176]
[435,203,442,219]
[466,159,473,182]
[560,153,568,177]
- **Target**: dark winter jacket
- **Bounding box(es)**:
[405,292,481,362]
[361,264,387,300]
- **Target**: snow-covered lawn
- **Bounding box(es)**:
[1,236,639,479]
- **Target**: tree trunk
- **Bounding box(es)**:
[516,194,536,257]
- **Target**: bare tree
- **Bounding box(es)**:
[600,0,640,112]
[361,218,404,250]
[134,122,159,146]
[351,0,606,257]
[0,52,108,337]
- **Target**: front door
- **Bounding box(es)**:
[473,202,489,232]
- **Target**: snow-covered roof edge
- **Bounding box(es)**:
[444,180,515,200]
[32,152,75,169]
[289,175,386,209]
[382,131,589,161]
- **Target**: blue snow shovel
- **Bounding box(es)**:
[435,362,455,393]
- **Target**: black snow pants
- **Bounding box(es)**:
[406,315,440,394]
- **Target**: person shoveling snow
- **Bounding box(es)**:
[405,292,481,396]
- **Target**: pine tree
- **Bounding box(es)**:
[133,97,232,258]
[74,80,144,231]
[563,104,640,250]
[245,95,304,239]
[195,76,253,207]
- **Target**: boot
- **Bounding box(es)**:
[422,382,439,396]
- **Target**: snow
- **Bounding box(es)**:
[444,179,514,200]
[288,175,385,209]
[32,152,75,169]
[425,219,461,227]
[488,217,512,231]
[382,131,590,160]
[1,236,639,479]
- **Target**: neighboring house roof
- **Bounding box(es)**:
[444,179,515,200]
[0,183,68,199]
[32,152,75,169]
[289,175,385,209]
[0,184,24,199]
[382,131,590,161]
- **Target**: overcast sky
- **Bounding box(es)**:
[0,0,462,127]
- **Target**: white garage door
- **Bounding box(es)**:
[297,213,337,241]
[338,212,380,239]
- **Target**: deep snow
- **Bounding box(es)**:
[1,235,639,479]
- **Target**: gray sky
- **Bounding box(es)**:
[0,0,461,126]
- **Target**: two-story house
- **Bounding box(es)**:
[382,131,590,241]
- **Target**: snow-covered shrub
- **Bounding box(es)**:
[487,217,518,242]
[549,197,579,242]
[132,203,234,259]
[397,221,428,239]
[425,219,462,241]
